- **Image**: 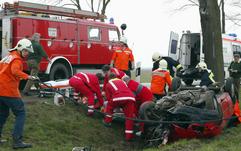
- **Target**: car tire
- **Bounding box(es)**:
[139,101,155,121]
[172,77,182,91]
[183,79,193,86]
[49,63,71,80]
[224,77,236,102]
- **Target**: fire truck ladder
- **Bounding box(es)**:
[3,1,106,20]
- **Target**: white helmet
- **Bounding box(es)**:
[54,93,65,106]
[152,52,162,61]
[159,59,168,70]
[120,36,127,44]
[9,38,34,53]
[196,62,207,70]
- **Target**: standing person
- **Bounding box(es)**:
[69,72,104,116]
[152,52,182,77]
[23,33,50,96]
[151,59,172,100]
[110,36,135,77]
[103,73,136,141]
[0,39,35,149]
[228,53,241,100]
[195,62,215,87]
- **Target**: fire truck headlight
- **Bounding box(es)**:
[87,42,91,49]
[47,40,52,47]
[69,41,73,48]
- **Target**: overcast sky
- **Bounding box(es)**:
[1,0,240,68]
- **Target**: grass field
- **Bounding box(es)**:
[1,69,241,151]
[0,97,142,151]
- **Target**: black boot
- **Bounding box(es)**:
[13,136,32,149]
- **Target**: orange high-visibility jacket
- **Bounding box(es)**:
[111,47,134,71]
[150,69,172,95]
[0,51,29,98]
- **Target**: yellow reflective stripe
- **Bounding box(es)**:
[115,50,122,52]
[176,64,182,70]
[209,72,215,83]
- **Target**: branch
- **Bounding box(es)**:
[173,3,198,11]
[226,15,241,26]
[186,0,199,6]
[61,3,76,7]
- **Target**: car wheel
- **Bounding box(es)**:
[183,79,193,86]
[139,101,155,121]
[172,77,182,91]
[49,63,71,80]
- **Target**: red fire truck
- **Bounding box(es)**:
[0,1,121,81]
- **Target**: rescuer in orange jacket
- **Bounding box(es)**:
[69,72,104,116]
[110,37,135,77]
[0,39,36,149]
[103,73,136,141]
[151,59,172,100]
[102,65,127,92]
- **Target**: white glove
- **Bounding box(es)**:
[28,76,39,81]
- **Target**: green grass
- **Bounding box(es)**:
[0,98,142,151]
[1,78,241,151]
[144,124,241,151]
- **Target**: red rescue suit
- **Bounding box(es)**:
[126,79,153,132]
[104,78,135,140]
[103,67,127,91]
[69,72,104,115]
[126,79,153,114]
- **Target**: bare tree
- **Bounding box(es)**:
[199,0,224,82]
[168,0,224,82]
[57,0,111,21]
[225,0,241,27]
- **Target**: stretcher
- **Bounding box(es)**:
[39,79,72,98]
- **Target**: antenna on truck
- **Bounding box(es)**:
[3,1,106,20]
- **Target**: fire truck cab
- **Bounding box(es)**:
[168,31,241,79]
[0,1,121,81]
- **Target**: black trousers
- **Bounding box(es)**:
[233,78,240,101]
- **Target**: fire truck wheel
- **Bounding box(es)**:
[49,63,71,80]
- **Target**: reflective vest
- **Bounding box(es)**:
[105,78,135,102]
[111,47,134,71]
[0,51,29,97]
[150,69,172,95]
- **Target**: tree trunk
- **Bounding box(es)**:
[221,0,225,33]
[199,0,224,82]
[100,0,110,22]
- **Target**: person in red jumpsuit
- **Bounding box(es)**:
[69,72,104,116]
[102,64,127,91]
[103,73,136,141]
[122,77,153,134]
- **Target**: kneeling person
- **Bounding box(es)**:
[69,72,104,116]
[103,73,136,141]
